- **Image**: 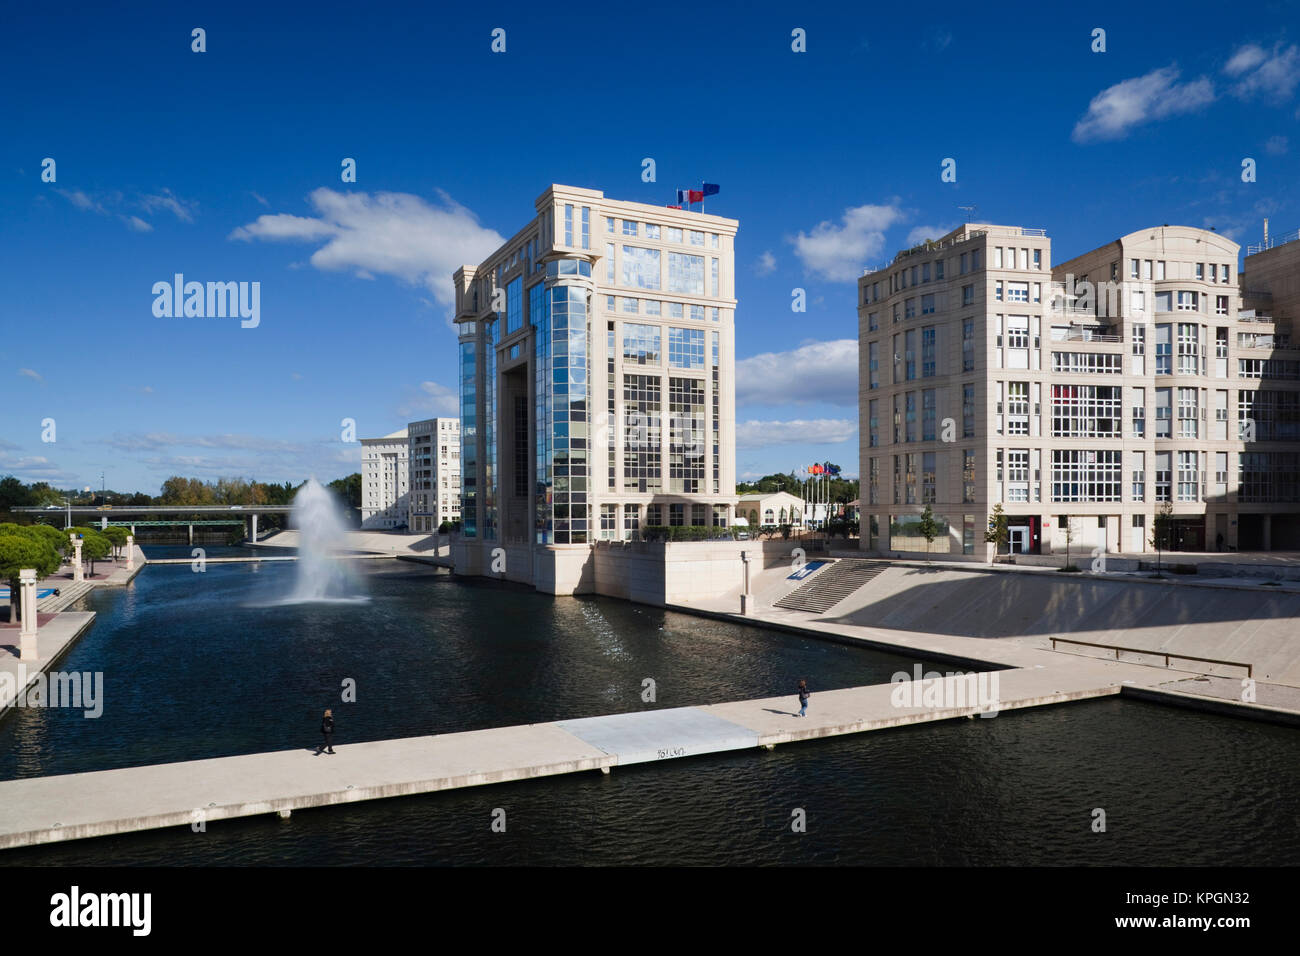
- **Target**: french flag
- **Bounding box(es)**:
[677,188,703,206]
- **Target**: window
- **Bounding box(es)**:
[921,327,936,377]
[622,219,638,236]
[1052,449,1122,502]
[1156,260,1166,280]
[905,391,917,442]
[962,284,974,306]
[711,233,719,248]
[668,252,705,294]
[623,374,662,493]
[564,204,574,245]
[580,206,590,249]
[963,450,976,503]
[922,452,937,503]
[623,504,640,540]
[1006,281,1029,303]
[1155,388,1172,438]
[905,297,916,319]
[689,230,705,246]
[1006,316,1030,349]
[1176,323,1200,374]
[622,297,639,314]
[935,260,944,279]
[644,223,660,240]
[963,384,975,438]
[1131,451,1145,502]
[1006,381,1029,434]
[606,216,615,234]
[1050,384,1122,438]
[645,300,661,316]
[971,248,981,270]
[605,242,615,282]
[1176,291,1198,311]
[922,263,930,282]
[1155,324,1172,374]
[921,293,935,315]
[1216,295,1229,316]
[505,276,523,333]
[599,504,618,540]
[621,245,661,289]
[1177,451,1199,502]
[963,318,975,372]
[905,329,916,380]
[622,323,660,364]
[1195,262,1204,280]
[960,253,968,274]
[1131,387,1145,437]
[868,312,879,332]
[868,398,879,447]
[666,227,682,243]
[922,389,936,441]
[1130,259,1139,279]
[689,304,704,321]
[1033,249,1042,269]
[868,341,879,390]
[710,258,719,297]
[669,503,685,526]
[668,327,705,369]
[1142,260,1152,280]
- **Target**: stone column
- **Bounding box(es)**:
[70,534,84,583]
[188,524,193,546]
[252,514,259,542]
[126,535,135,571]
[740,549,752,616]
[19,569,39,661]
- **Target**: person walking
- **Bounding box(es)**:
[796,679,810,718]
[317,708,336,755]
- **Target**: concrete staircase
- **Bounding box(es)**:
[38,581,95,613]
[774,559,890,613]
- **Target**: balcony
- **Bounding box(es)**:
[1238,310,1275,324]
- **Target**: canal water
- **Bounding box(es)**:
[1,549,1297,865]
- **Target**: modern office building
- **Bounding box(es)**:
[454,184,739,592]
[858,222,1300,560]
[407,417,460,532]
[360,428,409,529]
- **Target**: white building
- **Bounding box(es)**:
[407,417,461,532]
[361,428,409,529]
[736,491,805,527]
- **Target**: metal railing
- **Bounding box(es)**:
[1049,636,1252,678]
[1247,228,1299,255]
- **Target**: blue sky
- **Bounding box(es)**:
[2,0,1297,493]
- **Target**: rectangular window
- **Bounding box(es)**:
[905,297,916,319]
[905,329,917,380]
[1051,449,1122,502]
[606,242,615,282]
[1131,450,1145,502]
[623,220,638,236]
[710,258,719,297]
[905,391,917,443]
[921,293,935,314]
[922,388,936,440]
[1006,281,1030,303]
[623,504,640,540]
[666,227,682,243]
[622,323,660,364]
[1033,249,1042,269]
[621,245,661,289]
[667,326,706,369]
[963,318,975,372]
[963,384,975,438]
[668,252,705,294]
[689,230,705,246]
[564,204,574,246]
[1155,324,1172,374]
[921,327,936,377]
[963,450,975,503]
[1155,387,1172,438]
[1132,387,1145,437]
[581,206,590,250]
[1177,450,1199,501]
[644,223,660,240]
[962,284,974,306]
[506,276,523,334]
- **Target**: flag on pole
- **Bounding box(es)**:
[702,183,720,197]
[677,188,704,206]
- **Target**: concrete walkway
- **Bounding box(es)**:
[0,612,97,720]
[0,656,1221,851]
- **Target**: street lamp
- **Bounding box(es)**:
[62,497,71,530]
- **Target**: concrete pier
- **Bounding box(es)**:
[0,656,1246,851]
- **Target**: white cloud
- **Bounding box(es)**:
[122,215,153,232]
[905,224,958,246]
[754,250,777,275]
[1265,135,1289,155]
[397,380,459,418]
[1072,66,1215,143]
[17,368,43,382]
[139,188,196,222]
[250,191,270,207]
[736,339,857,407]
[788,204,904,281]
[97,432,304,454]
[230,188,505,307]
[55,189,107,214]
[1225,43,1300,99]
[736,418,856,449]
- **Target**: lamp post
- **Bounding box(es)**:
[62,497,71,530]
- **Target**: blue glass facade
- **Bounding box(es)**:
[536,280,589,543]
[459,338,477,537]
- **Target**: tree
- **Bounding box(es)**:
[327,473,362,513]
[0,475,33,513]
[1149,502,1174,576]
[101,525,129,559]
[1059,516,1081,572]
[984,504,1009,561]
[917,505,940,553]
[0,529,61,621]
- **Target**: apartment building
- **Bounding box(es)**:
[453,184,739,592]
[858,222,1300,560]
[360,428,409,529]
[407,417,461,532]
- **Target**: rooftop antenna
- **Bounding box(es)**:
[958,204,977,224]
